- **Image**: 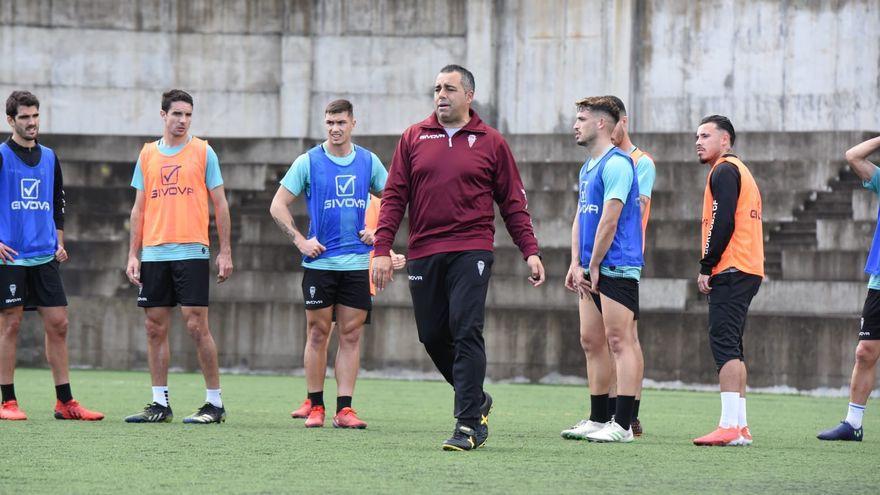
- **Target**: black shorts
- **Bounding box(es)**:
[0,260,67,310]
[301,268,371,312]
[588,273,640,320]
[707,271,762,371]
[860,289,880,340]
[138,259,209,307]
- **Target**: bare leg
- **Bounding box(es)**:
[579,297,611,396]
[719,359,745,393]
[180,306,220,389]
[38,306,70,385]
[304,307,333,394]
[333,305,367,398]
[602,295,640,397]
[851,341,880,405]
[0,307,24,385]
[144,307,172,387]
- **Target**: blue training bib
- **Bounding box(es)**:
[0,143,58,259]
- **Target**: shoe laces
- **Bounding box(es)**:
[195,403,216,415]
[570,419,591,429]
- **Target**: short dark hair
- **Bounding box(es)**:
[605,95,627,116]
[575,96,621,124]
[6,91,39,118]
[161,89,194,112]
[439,64,475,93]
[700,114,736,146]
[325,99,354,117]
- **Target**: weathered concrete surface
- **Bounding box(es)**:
[2,1,878,137]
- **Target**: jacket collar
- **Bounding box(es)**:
[417,109,488,134]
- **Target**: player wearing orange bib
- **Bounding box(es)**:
[124,90,233,424]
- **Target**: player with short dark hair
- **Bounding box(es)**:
[0,91,104,421]
[270,99,390,429]
[561,96,643,443]
[692,115,763,446]
[372,65,545,451]
[817,135,880,441]
[124,89,233,424]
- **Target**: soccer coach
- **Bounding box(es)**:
[372,65,545,451]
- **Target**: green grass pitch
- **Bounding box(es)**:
[0,368,876,494]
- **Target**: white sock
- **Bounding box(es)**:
[152,386,169,407]
[719,392,740,428]
[738,397,748,428]
[845,402,866,429]
[206,389,222,408]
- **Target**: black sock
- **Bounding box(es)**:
[337,395,352,413]
[614,395,636,430]
[307,391,324,408]
[589,394,610,423]
[608,396,617,414]
[633,399,641,419]
[55,383,73,404]
[0,383,15,402]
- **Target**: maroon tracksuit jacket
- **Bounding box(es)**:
[374,110,539,260]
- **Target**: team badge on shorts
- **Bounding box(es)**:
[477,260,485,276]
[310,286,316,299]
[9,284,16,297]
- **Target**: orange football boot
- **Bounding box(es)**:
[304,405,325,428]
[290,398,312,419]
[54,399,104,421]
[693,426,740,446]
[333,407,367,429]
[0,400,27,420]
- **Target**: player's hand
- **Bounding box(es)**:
[297,237,326,258]
[216,250,233,284]
[54,244,68,263]
[586,264,600,295]
[372,255,393,291]
[0,242,18,264]
[526,255,545,287]
[564,264,578,293]
[697,273,712,294]
[125,255,141,286]
[390,250,407,270]
[359,228,376,245]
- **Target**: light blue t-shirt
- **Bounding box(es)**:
[280,145,387,271]
[864,167,880,290]
[584,146,642,281]
[130,137,224,262]
[632,147,656,199]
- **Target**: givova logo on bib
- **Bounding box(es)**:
[324,175,366,209]
[11,178,49,211]
[578,180,598,214]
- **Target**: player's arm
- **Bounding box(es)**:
[53,155,68,263]
[209,185,234,283]
[586,199,624,294]
[126,190,145,285]
[268,185,325,258]
[846,136,880,182]
[564,208,585,296]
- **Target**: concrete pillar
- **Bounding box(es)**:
[466,0,496,121]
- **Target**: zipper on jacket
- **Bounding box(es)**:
[447,135,453,148]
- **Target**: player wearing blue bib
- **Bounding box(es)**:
[270,99,388,429]
[818,135,880,442]
[0,91,103,421]
[562,96,643,443]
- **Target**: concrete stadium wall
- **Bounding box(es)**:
[1,0,878,138]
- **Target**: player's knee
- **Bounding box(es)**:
[45,316,68,340]
[579,332,603,354]
[306,324,331,347]
[0,314,22,337]
[337,325,362,347]
[855,342,880,367]
[184,318,209,340]
[144,318,167,342]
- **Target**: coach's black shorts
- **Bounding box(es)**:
[707,271,762,371]
[588,273,639,320]
[859,289,880,340]
[0,261,67,310]
[138,259,209,307]
[301,268,371,312]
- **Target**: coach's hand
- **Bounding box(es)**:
[297,237,326,259]
[125,256,141,286]
[55,244,68,263]
[697,273,712,294]
[390,250,407,270]
[216,250,233,284]
[0,242,18,264]
[372,255,393,292]
[359,229,375,245]
[527,255,545,287]
[586,263,600,295]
